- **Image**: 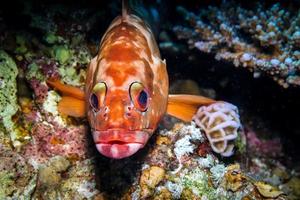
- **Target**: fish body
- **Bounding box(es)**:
[47,2,216,159]
[85,10,169,158]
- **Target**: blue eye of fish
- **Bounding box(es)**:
[90,93,99,110]
[138,90,148,107]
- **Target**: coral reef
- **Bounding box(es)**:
[246,129,283,158]
[118,123,287,200]
[174,3,300,88]
[0,1,299,200]
[0,3,98,199]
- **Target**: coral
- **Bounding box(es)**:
[0,2,298,199]
[42,90,66,126]
[246,129,283,158]
[122,123,286,200]
[210,164,227,185]
[193,102,241,156]
[174,3,300,88]
[23,123,89,166]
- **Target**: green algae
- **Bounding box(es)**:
[182,167,231,200]
[0,51,19,138]
[54,45,71,64]
[0,170,37,200]
[15,35,28,54]
[0,51,31,148]
[44,32,59,44]
[235,131,247,154]
[26,62,46,82]
[182,168,217,199]
[0,170,15,199]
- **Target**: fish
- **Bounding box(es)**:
[47,1,216,159]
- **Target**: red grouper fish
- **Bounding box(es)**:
[47,1,216,159]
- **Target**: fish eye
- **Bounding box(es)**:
[90,93,99,110]
[90,82,107,111]
[129,82,148,112]
[138,90,148,107]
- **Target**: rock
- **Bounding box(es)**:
[153,188,173,200]
[49,156,70,172]
[39,166,61,187]
[281,177,300,199]
[170,79,201,95]
[222,164,246,192]
[254,181,284,198]
[140,166,166,198]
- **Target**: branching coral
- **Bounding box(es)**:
[174,3,300,88]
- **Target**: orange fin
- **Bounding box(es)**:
[47,79,85,100]
[167,94,216,122]
[58,96,86,117]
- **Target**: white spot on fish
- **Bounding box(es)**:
[111,145,119,158]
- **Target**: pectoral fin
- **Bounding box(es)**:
[58,96,86,117]
[46,79,86,117]
[46,79,85,100]
[167,94,216,122]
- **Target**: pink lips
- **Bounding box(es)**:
[93,130,150,159]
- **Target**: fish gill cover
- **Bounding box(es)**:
[0,0,299,199]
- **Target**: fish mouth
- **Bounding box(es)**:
[92,129,151,159]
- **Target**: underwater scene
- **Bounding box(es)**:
[1,0,300,199]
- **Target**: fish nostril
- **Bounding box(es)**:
[125,106,133,118]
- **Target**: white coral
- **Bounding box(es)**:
[43,90,66,126]
[172,123,205,174]
[165,181,183,199]
[77,181,99,198]
[174,135,195,159]
[193,102,241,156]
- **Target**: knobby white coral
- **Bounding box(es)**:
[193,102,241,156]
[172,123,205,173]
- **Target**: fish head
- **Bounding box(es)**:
[86,58,168,159]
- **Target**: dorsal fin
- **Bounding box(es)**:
[122,0,130,19]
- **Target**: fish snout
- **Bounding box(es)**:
[93,129,150,159]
